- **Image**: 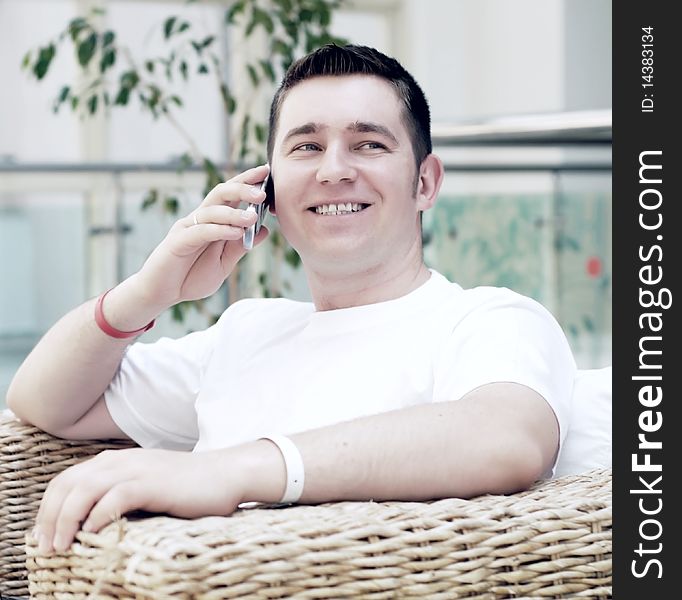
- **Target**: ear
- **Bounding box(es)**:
[415,154,444,212]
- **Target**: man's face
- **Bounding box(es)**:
[270,75,428,277]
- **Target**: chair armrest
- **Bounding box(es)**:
[0,409,136,598]
[25,467,612,599]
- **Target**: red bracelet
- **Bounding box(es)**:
[95,289,155,339]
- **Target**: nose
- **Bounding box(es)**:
[315,144,357,185]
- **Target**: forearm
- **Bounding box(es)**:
[242,384,558,506]
[6,274,165,434]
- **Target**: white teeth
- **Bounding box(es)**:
[315,203,366,215]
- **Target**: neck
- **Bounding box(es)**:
[305,252,431,311]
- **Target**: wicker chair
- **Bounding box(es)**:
[0,409,612,599]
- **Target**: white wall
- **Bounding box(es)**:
[0,0,81,161]
[0,0,612,162]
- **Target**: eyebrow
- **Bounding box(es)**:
[282,121,400,146]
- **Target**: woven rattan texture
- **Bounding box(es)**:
[27,480,611,596]
[0,411,135,598]
[1,411,612,599]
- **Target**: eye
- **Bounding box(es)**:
[293,143,321,152]
[357,141,388,151]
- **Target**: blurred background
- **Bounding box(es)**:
[0,0,611,408]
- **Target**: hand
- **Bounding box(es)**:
[134,164,271,309]
[32,447,246,554]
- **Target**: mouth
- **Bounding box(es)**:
[308,202,371,216]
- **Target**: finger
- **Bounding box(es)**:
[228,163,270,185]
[201,181,267,210]
[51,477,116,552]
[201,165,270,209]
[187,205,258,229]
[35,461,95,553]
[220,225,270,266]
[185,223,253,245]
[81,481,148,534]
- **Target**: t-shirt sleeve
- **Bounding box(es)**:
[432,289,577,473]
[104,323,219,451]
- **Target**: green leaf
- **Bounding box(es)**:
[77,32,98,67]
[197,63,208,74]
[141,188,159,210]
[220,84,236,114]
[169,95,183,107]
[58,85,70,103]
[282,20,298,44]
[164,16,177,39]
[202,158,224,195]
[164,195,180,214]
[120,70,140,90]
[271,38,290,56]
[53,85,71,113]
[318,4,331,26]
[114,87,130,105]
[253,7,274,34]
[87,94,98,114]
[99,48,116,73]
[180,60,188,80]
[201,35,215,49]
[259,59,276,82]
[299,8,313,23]
[254,122,266,144]
[178,21,191,34]
[102,30,115,47]
[145,60,155,73]
[582,315,595,332]
[284,247,301,268]
[225,1,246,24]
[171,303,186,322]
[33,44,55,80]
[273,0,293,12]
[269,230,282,248]
[246,63,259,86]
[177,152,194,173]
[239,114,250,159]
[245,15,257,36]
[21,51,31,70]
[70,96,80,110]
[68,17,89,42]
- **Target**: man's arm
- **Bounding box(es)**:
[6,165,269,439]
[6,277,160,439]
[262,381,558,503]
[33,382,558,553]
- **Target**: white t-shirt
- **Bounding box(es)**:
[105,270,576,473]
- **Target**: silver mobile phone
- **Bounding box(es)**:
[242,172,270,251]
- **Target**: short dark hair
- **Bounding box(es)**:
[266,44,432,171]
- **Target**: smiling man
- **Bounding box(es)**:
[7,44,576,555]
[271,74,438,310]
